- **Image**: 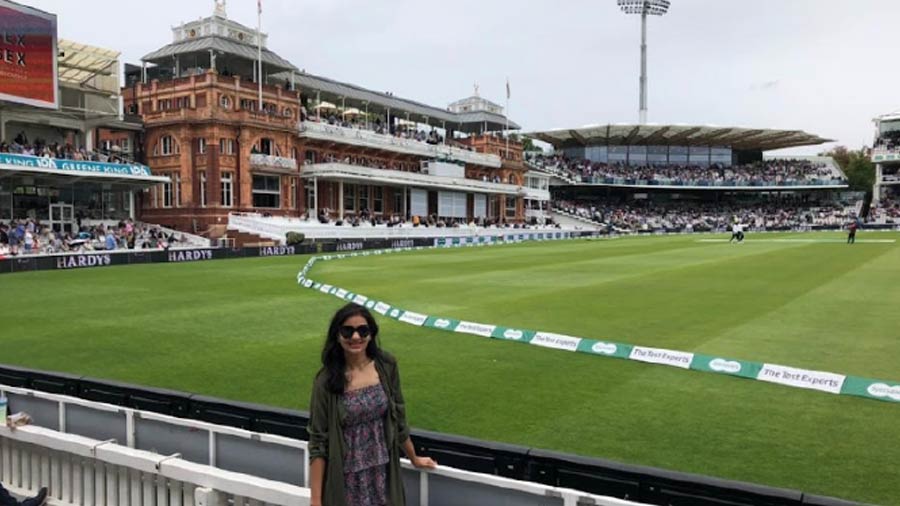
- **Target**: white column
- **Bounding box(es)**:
[85,129,95,151]
[129,191,135,220]
[338,180,344,220]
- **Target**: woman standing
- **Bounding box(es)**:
[308,303,437,506]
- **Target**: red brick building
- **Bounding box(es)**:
[125,3,529,235]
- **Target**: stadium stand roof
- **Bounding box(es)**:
[58,40,119,86]
[526,124,832,151]
[142,36,297,73]
[279,71,520,134]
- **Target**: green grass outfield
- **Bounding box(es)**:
[1,231,898,504]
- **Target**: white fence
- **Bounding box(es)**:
[228,213,575,241]
[0,384,649,506]
[0,425,309,506]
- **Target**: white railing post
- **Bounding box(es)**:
[194,487,225,506]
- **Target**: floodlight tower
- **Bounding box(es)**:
[618,0,671,124]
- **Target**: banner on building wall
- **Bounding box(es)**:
[0,0,58,109]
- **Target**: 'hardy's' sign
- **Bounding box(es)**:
[259,246,296,257]
[168,249,214,263]
[56,254,111,270]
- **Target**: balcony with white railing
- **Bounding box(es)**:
[0,383,648,506]
[249,153,299,174]
[301,162,521,195]
[298,121,502,168]
[871,147,900,164]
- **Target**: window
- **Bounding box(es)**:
[358,185,369,212]
[508,174,517,185]
[252,175,281,208]
[163,176,173,208]
[219,138,235,155]
[159,136,176,156]
[305,150,317,163]
[101,140,112,151]
[505,196,517,219]
[343,184,356,212]
[174,173,182,207]
[306,183,316,214]
[200,171,207,207]
[258,138,275,156]
[394,190,404,216]
[290,177,297,209]
[221,172,233,207]
[198,138,206,154]
[120,138,131,153]
[220,95,232,109]
[373,186,383,213]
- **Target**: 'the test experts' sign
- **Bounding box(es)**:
[0,1,57,109]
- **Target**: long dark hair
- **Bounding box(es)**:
[321,303,382,394]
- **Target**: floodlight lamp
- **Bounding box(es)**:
[617,0,670,16]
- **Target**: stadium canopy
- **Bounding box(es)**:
[276,71,520,134]
[57,40,119,87]
[526,124,832,151]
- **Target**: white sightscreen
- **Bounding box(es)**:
[438,191,467,218]
[473,194,487,218]
[410,188,428,216]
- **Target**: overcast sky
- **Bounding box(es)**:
[25,0,900,154]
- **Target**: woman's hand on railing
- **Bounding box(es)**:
[412,456,438,470]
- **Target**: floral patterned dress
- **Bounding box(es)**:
[342,383,390,506]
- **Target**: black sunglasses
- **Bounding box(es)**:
[339,325,372,340]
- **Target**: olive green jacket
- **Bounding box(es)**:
[307,352,411,506]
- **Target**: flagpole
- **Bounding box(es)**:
[257,0,263,111]
[505,78,510,158]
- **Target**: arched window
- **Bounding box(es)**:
[220,95,232,109]
[508,174,517,185]
[156,135,178,156]
[258,138,276,156]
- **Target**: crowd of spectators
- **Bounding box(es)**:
[874,130,900,152]
[868,191,900,224]
[1,132,133,164]
[554,198,859,232]
[0,218,186,257]
[302,109,448,146]
[528,153,841,187]
[310,208,555,230]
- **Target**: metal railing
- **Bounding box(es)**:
[0,383,648,506]
[0,425,310,506]
[299,121,502,168]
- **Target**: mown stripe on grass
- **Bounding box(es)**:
[297,240,900,405]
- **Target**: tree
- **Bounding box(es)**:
[844,151,875,193]
[821,146,874,193]
[821,145,851,171]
